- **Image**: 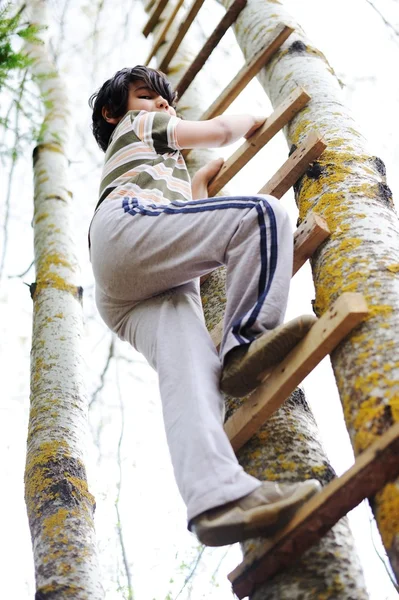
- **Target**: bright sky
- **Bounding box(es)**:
[1,0,399,598]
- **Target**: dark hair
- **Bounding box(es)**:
[89,66,178,152]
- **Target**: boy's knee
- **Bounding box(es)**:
[258,194,290,225]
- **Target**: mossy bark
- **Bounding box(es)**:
[24,1,103,598]
[219,0,399,583]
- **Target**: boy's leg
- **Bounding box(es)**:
[104,280,261,522]
[218,195,317,396]
[92,194,314,410]
[96,281,320,543]
[93,196,321,543]
[91,194,293,331]
[221,194,293,356]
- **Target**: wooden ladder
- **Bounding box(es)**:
[143,3,399,597]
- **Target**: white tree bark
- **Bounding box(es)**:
[149,1,368,597]
[24,1,103,598]
[219,0,399,580]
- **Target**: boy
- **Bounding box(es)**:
[88,66,321,547]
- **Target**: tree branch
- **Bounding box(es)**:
[0,70,28,281]
[173,545,206,600]
[89,336,115,409]
[369,514,399,591]
[115,359,134,599]
[364,0,399,40]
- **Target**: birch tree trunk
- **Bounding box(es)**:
[148,2,368,597]
[218,0,399,581]
[24,2,103,598]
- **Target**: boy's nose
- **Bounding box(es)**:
[156,96,169,109]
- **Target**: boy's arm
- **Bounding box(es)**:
[176,114,266,149]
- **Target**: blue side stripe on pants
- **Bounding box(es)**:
[231,199,278,345]
[122,195,278,347]
[122,196,259,215]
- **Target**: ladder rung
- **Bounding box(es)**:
[175,0,248,99]
[159,0,206,72]
[145,0,185,64]
[207,87,311,197]
[145,0,156,12]
[224,293,369,452]
[207,212,330,348]
[143,0,169,37]
[259,130,327,198]
[293,212,330,273]
[200,23,294,121]
[229,420,399,598]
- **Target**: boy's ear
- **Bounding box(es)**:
[102,106,120,125]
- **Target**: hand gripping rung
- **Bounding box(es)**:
[207,87,311,196]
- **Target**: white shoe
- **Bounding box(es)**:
[220,315,317,397]
[191,479,321,547]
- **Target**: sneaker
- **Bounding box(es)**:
[191,479,321,547]
[220,315,317,397]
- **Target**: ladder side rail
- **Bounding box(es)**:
[143,0,169,37]
[159,0,206,71]
[145,0,186,64]
[174,0,247,99]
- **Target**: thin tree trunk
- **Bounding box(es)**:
[24,2,103,598]
[148,1,369,597]
[219,0,399,581]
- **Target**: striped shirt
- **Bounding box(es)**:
[97,110,191,208]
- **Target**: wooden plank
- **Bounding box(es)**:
[258,131,327,198]
[207,87,311,197]
[145,0,156,12]
[224,293,369,452]
[293,212,330,274]
[159,0,206,72]
[145,0,185,64]
[200,23,294,121]
[143,0,169,37]
[229,420,399,598]
[208,212,330,349]
[175,0,248,99]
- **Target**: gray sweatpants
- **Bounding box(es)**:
[90,194,293,522]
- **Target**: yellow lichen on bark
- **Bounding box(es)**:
[42,507,70,545]
[387,264,399,273]
[64,474,96,506]
[375,483,399,549]
[34,249,78,296]
[219,0,399,584]
[25,440,70,514]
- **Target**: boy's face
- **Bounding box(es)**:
[125,80,176,116]
[102,79,176,125]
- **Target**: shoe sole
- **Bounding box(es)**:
[195,480,321,547]
[220,315,317,398]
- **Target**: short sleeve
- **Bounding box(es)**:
[130,110,182,154]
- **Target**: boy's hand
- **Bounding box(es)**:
[244,116,267,140]
[191,157,224,199]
